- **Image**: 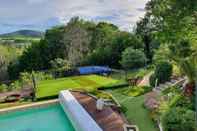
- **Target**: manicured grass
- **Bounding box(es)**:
[36,75,120,99]
[106,88,158,131]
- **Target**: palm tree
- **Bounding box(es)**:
[179,57,196,95]
[168,40,197,96]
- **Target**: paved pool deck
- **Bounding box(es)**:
[71,91,127,131]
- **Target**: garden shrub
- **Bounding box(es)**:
[162,85,182,95]
[0,84,8,93]
[125,86,152,97]
[20,71,53,83]
[9,81,21,90]
[150,61,173,87]
[175,96,194,110]
[162,107,195,131]
[168,94,182,107]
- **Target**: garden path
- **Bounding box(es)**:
[138,72,153,86]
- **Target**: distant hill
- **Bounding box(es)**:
[0,30,44,38]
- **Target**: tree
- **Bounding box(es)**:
[135,15,159,63]
[140,0,197,126]
[143,0,197,43]
[63,17,94,66]
[50,58,71,71]
[168,40,197,95]
[120,48,146,70]
[0,45,19,81]
[84,31,144,68]
[153,44,170,63]
[8,17,146,78]
[0,45,9,69]
[90,22,119,49]
[8,17,96,78]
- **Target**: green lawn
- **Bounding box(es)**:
[36,75,121,99]
[106,88,158,131]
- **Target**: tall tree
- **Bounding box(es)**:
[63,17,95,66]
[144,0,197,43]
[135,15,158,63]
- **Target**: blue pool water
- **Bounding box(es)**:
[0,104,75,131]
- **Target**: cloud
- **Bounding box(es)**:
[0,0,149,34]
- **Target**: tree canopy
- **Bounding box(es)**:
[8,17,144,79]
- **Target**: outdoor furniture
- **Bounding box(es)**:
[96,99,116,111]
[5,94,21,102]
[96,99,105,110]
[123,124,139,131]
[127,77,142,86]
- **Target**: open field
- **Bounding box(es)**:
[36,75,123,99]
[106,87,158,131]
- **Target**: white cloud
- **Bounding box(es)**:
[0,0,149,33]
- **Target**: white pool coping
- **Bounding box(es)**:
[59,90,103,131]
[0,99,58,114]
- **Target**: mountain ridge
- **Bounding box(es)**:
[0,30,44,38]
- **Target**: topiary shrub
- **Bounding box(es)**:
[150,61,173,87]
[149,74,157,87]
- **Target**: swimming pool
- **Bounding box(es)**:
[0,104,75,131]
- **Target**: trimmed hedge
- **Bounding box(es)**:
[150,61,173,87]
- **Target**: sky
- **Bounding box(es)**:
[0,0,149,34]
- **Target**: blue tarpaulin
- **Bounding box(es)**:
[78,66,112,75]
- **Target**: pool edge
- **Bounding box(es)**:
[0,99,58,114]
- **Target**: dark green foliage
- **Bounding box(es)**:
[135,15,160,63]
[120,48,146,69]
[120,105,128,113]
[8,40,51,79]
[149,74,157,87]
[142,0,197,43]
[7,62,20,80]
[150,61,173,87]
[169,40,193,58]
[175,95,195,110]
[84,32,143,68]
[7,17,145,78]
[162,107,196,131]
